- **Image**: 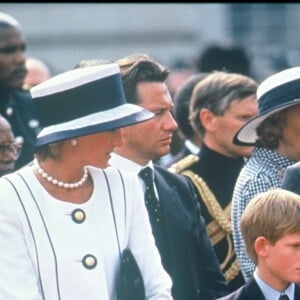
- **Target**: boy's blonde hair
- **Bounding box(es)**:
[241,188,300,265]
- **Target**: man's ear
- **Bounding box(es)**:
[199,108,217,132]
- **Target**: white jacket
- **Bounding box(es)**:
[0,165,172,299]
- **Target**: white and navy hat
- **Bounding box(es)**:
[234,66,300,145]
[31,63,154,148]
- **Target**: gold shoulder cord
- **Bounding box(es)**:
[168,154,200,174]
[169,155,241,282]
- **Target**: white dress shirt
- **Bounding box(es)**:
[109,152,160,200]
[254,269,294,300]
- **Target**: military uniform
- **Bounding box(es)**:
[0,87,40,169]
[169,143,245,292]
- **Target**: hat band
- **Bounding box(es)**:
[259,78,300,114]
[35,108,153,148]
[34,73,126,127]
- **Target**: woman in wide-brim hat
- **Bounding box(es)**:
[234,66,300,146]
[0,64,173,299]
[232,66,300,281]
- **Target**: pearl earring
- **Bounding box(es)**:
[71,139,78,146]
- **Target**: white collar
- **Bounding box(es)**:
[254,269,295,300]
[109,152,154,175]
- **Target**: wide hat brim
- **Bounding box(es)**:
[36,103,153,148]
[234,66,300,146]
[233,98,300,146]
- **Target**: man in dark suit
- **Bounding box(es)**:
[218,188,300,300]
[282,161,300,195]
[169,71,258,292]
[107,53,228,300]
[0,12,40,169]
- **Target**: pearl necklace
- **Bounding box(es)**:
[35,159,89,189]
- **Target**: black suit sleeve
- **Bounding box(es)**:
[187,179,229,298]
[282,162,300,195]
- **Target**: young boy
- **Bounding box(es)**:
[218,188,300,300]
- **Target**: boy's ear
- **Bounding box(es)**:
[254,236,269,258]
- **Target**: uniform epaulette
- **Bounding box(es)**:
[168,154,199,174]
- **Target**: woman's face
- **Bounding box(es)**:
[77,129,123,168]
[278,104,300,161]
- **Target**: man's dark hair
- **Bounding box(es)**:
[173,73,207,139]
[115,53,169,104]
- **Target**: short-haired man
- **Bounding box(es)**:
[107,53,228,300]
[0,12,40,169]
[169,71,258,292]
[0,115,22,176]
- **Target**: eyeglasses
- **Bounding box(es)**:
[0,142,23,158]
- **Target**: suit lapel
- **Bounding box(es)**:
[244,278,266,300]
[295,284,300,300]
[154,169,184,221]
[153,168,198,239]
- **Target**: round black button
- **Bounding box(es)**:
[82,254,97,269]
[71,208,86,224]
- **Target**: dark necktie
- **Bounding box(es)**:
[138,167,162,223]
[279,294,290,300]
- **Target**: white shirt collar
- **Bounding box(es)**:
[109,153,158,198]
[109,152,154,175]
[254,269,295,300]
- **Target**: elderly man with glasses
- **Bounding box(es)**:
[0,114,22,176]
